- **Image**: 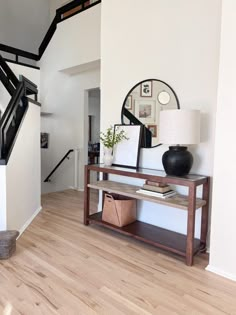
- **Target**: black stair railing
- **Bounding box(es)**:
[39,0,101,58]
[0,55,38,162]
[122,108,152,148]
[0,0,101,67]
[0,82,26,160]
[44,149,74,182]
[19,75,38,101]
[0,43,39,62]
[38,15,59,59]
[0,54,19,95]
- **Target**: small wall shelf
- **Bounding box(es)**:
[84,164,210,266]
[40,112,53,116]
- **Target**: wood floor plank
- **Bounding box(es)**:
[0,189,235,314]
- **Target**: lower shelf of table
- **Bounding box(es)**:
[88,212,201,257]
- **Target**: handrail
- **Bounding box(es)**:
[0,43,39,62]
[57,0,100,20]
[0,82,24,130]
[0,54,19,94]
[0,67,15,96]
[4,58,40,70]
[19,75,38,100]
[0,82,26,160]
[57,0,89,15]
[38,15,59,58]
[0,0,101,65]
[20,75,37,90]
[44,149,74,182]
[0,55,39,162]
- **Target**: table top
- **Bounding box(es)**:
[87,164,208,185]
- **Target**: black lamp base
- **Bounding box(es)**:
[162,146,193,177]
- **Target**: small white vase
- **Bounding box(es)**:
[104,147,113,166]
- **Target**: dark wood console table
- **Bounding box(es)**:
[84,164,209,266]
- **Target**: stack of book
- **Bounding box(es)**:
[136,180,176,199]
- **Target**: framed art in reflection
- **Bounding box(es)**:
[135,100,156,124]
[140,81,152,97]
[148,125,157,137]
[41,132,49,149]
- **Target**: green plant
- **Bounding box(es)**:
[100,126,128,149]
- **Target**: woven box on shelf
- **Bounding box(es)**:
[0,230,19,259]
[102,193,136,227]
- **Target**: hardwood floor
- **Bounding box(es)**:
[0,190,236,314]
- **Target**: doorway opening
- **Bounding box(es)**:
[87,88,100,165]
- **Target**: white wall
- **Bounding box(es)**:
[0,0,50,54]
[39,4,101,193]
[0,62,40,113]
[0,100,41,233]
[0,166,7,230]
[39,4,100,77]
[6,100,41,232]
[101,0,221,237]
[41,69,100,194]
[49,0,70,21]
[207,0,236,281]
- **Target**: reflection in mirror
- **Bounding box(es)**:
[121,79,180,148]
[158,91,171,105]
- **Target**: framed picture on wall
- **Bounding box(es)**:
[41,132,49,149]
[112,125,142,169]
[125,95,132,110]
[135,100,156,124]
[147,125,157,137]
[140,81,152,97]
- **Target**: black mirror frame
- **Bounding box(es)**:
[121,78,180,148]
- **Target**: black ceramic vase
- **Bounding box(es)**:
[162,146,193,176]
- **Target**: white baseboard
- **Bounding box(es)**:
[18,206,42,238]
[206,265,236,282]
[68,186,84,192]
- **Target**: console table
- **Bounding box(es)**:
[84,164,209,266]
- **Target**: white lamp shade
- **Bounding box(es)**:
[159,109,200,145]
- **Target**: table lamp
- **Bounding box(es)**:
[159,109,200,176]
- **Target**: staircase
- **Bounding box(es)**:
[0,54,38,163]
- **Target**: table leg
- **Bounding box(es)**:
[103,173,108,180]
[84,165,90,225]
[186,185,196,266]
[101,172,108,209]
[200,178,210,250]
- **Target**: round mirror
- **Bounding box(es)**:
[121,79,180,148]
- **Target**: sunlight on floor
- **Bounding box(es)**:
[3,303,12,315]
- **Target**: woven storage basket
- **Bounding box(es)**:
[0,230,19,259]
[102,193,136,227]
